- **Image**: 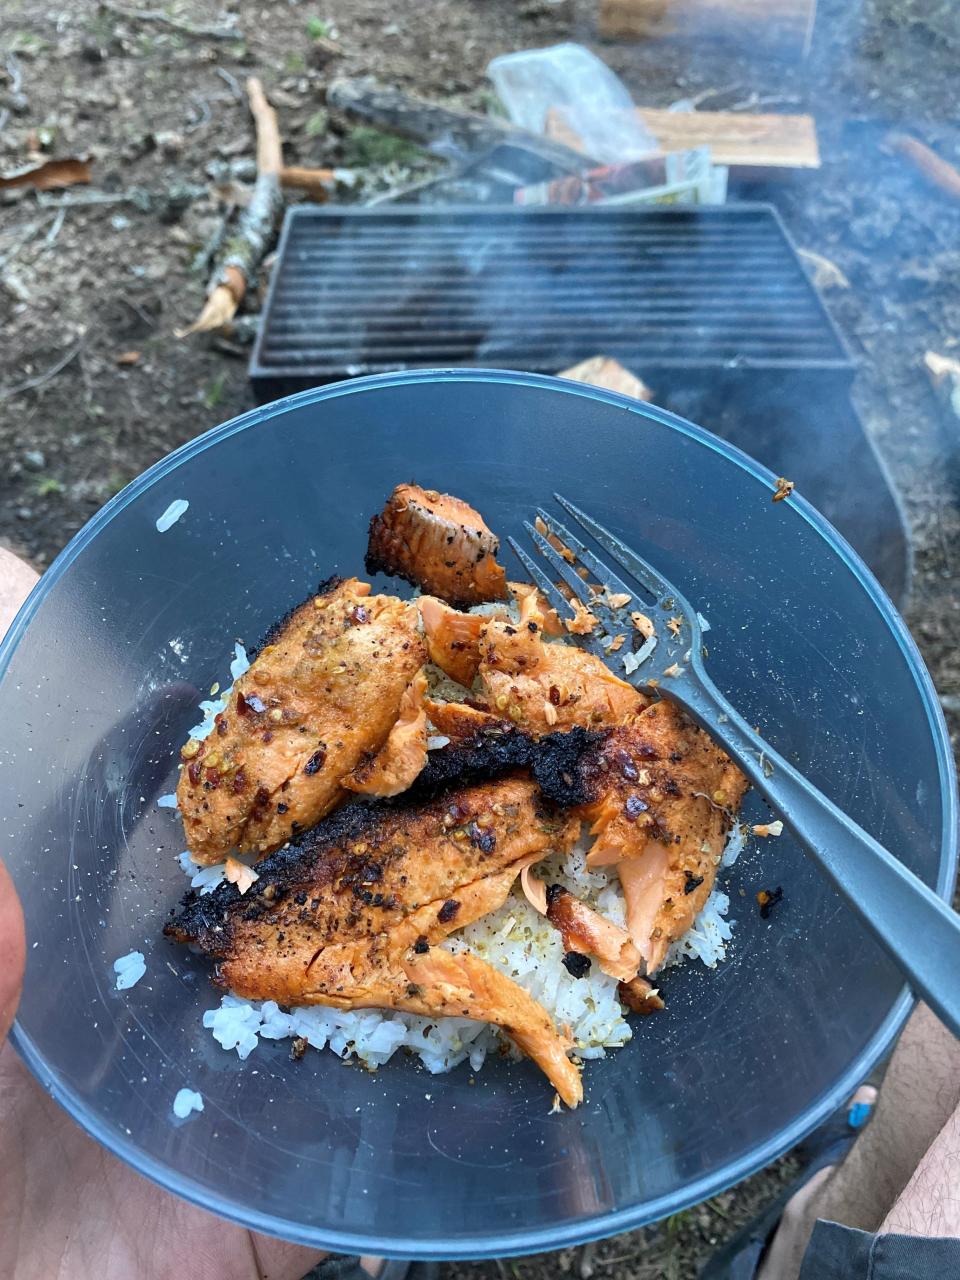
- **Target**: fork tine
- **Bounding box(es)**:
[506,536,571,619]
[506,536,607,658]
[534,508,636,602]
[553,493,677,604]
[524,521,599,609]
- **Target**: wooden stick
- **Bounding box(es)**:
[180,77,283,336]
[280,165,337,196]
[599,0,817,57]
[886,133,960,203]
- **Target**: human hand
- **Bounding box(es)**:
[0,548,324,1280]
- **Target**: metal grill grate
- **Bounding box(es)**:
[250,205,852,397]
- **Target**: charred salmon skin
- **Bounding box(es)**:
[167,775,583,1105]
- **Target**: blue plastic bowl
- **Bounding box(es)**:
[2,370,955,1258]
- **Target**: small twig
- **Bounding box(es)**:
[44,205,67,245]
[5,54,23,97]
[685,83,741,109]
[187,92,212,133]
[118,294,157,328]
[215,66,243,102]
[99,2,240,41]
[0,340,83,403]
[191,209,232,274]
[36,182,206,211]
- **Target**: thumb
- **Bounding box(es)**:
[0,857,26,1042]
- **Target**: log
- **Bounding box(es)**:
[599,0,817,57]
[545,105,820,176]
[558,355,652,401]
[327,77,596,171]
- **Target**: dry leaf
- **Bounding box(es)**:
[772,476,795,503]
[0,156,92,192]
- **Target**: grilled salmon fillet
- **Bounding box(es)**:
[167,775,583,1104]
[422,606,747,973]
[366,484,509,607]
[176,577,426,864]
[562,707,748,972]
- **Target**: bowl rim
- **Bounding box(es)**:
[4,368,957,1259]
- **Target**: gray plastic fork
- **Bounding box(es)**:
[509,493,960,1039]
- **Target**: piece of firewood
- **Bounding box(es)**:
[886,134,960,203]
[559,355,653,401]
[545,105,819,175]
[327,77,596,171]
[599,0,817,56]
[180,77,283,336]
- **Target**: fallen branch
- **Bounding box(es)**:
[179,77,283,336]
[99,2,240,41]
[885,133,960,202]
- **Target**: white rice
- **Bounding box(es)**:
[156,499,189,533]
[172,1087,203,1118]
[114,950,146,990]
[195,826,744,1074]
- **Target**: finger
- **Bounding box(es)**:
[0,857,25,1041]
[0,545,39,640]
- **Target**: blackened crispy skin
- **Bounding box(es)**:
[166,774,583,1105]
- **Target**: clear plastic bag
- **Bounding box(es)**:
[487,42,658,164]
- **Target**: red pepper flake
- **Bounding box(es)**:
[303,747,327,775]
[187,760,202,786]
[204,768,222,790]
[548,684,561,706]
[237,691,266,716]
[437,899,460,924]
[349,605,369,625]
[216,716,228,736]
[232,768,247,795]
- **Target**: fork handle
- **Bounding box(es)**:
[676,673,960,1039]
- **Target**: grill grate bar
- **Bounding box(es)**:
[252,206,852,394]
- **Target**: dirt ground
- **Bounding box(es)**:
[2,1,959,1276]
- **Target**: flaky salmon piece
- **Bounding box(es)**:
[343,669,429,798]
[366,484,509,608]
[418,596,490,688]
[423,611,747,974]
[562,706,748,972]
[167,775,583,1105]
[420,600,645,733]
[478,615,645,733]
[520,870,641,983]
[176,577,426,864]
